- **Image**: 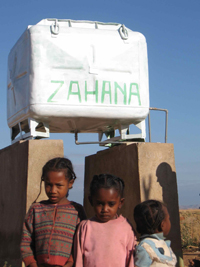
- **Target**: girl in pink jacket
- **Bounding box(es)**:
[74,174,136,267]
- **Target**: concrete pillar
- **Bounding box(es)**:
[0,140,64,267]
[84,142,183,267]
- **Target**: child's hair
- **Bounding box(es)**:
[41,157,76,181]
[134,200,166,235]
[34,157,76,203]
[90,173,125,198]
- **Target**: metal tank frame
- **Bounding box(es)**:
[10,107,168,145]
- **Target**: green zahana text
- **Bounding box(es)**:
[48,80,141,105]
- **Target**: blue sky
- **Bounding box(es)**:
[0,0,199,206]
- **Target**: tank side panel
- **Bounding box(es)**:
[7,30,30,126]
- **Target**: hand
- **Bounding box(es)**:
[63,262,74,267]
[188,259,195,267]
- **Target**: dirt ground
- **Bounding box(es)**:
[183,249,200,267]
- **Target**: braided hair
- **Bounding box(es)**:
[134,200,166,235]
[90,174,125,198]
[33,157,76,203]
[41,157,76,181]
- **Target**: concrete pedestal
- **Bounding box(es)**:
[0,140,64,267]
[84,142,183,267]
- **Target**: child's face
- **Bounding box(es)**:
[44,171,74,204]
[161,206,171,237]
[90,187,124,223]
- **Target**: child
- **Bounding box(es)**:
[134,200,177,267]
[21,157,86,267]
[73,173,136,267]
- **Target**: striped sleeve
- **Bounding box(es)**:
[20,205,37,267]
[71,202,87,224]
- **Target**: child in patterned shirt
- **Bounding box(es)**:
[21,157,86,267]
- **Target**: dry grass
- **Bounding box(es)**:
[180,210,200,266]
[180,210,200,248]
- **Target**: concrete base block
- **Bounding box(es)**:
[84,142,183,266]
[0,140,64,267]
[25,140,64,210]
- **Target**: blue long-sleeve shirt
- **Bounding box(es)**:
[135,233,177,267]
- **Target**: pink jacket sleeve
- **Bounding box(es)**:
[126,229,137,267]
[73,220,87,267]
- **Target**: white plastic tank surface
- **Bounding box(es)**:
[7,19,149,140]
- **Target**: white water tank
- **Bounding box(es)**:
[7,19,149,143]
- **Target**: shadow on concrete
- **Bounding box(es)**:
[156,162,183,267]
[156,162,179,236]
[142,174,152,200]
[0,144,28,267]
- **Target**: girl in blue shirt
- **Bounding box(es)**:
[134,200,177,267]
